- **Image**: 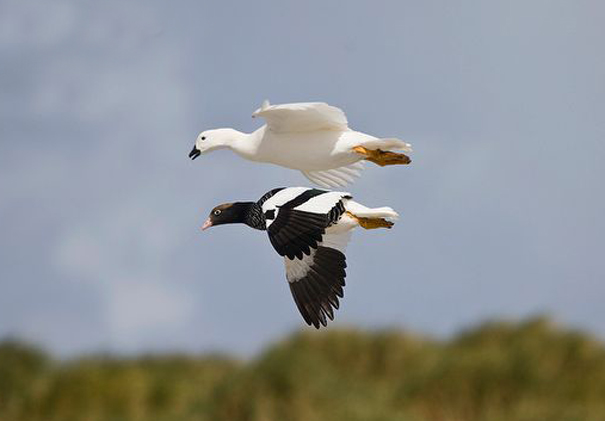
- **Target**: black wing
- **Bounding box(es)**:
[287,246,347,328]
[265,189,349,260]
[267,209,328,259]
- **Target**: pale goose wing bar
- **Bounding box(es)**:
[252,101,349,133]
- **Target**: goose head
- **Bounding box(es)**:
[189,128,243,160]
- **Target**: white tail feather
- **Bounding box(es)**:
[363,137,412,153]
[345,200,399,220]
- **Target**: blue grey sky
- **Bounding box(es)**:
[1,0,604,356]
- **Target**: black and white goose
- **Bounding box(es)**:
[201,187,399,328]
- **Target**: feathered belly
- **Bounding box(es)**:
[256,131,371,170]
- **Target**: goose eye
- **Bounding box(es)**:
[213,209,221,216]
[201,136,206,140]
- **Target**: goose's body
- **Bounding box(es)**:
[190,101,412,187]
[201,187,399,328]
[235,126,373,170]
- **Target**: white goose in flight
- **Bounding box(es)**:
[189,101,412,187]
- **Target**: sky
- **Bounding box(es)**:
[1,0,604,356]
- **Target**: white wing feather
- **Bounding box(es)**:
[252,100,349,133]
[284,230,352,283]
[293,191,351,214]
[302,162,364,188]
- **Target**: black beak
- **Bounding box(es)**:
[189,146,201,160]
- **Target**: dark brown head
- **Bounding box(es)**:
[201,202,255,230]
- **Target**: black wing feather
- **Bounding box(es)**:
[288,246,347,329]
[264,188,349,259]
[268,209,329,259]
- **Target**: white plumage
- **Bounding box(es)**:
[252,100,348,132]
[190,101,412,187]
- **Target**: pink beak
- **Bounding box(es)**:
[201,218,213,231]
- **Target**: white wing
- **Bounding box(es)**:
[252,100,349,133]
[302,161,365,188]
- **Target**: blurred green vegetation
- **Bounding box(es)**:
[1,317,605,421]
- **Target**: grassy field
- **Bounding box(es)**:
[1,317,604,421]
